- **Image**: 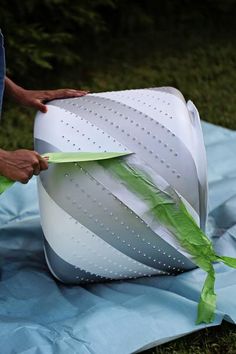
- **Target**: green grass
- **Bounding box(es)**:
[141,321,236,354]
[0,105,35,150]
[1,34,236,151]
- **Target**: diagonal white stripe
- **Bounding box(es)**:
[38,178,167,279]
[34,105,129,154]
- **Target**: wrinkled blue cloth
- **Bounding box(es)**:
[0,122,235,354]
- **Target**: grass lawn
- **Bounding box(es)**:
[0,19,235,353]
[142,321,236,354]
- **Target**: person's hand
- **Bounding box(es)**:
[5,77,89,113]
[13,88,89,113]
[0,149,48,183]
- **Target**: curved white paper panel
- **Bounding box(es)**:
[34,87,208,284]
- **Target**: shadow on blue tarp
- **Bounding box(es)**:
[0,122,235,354]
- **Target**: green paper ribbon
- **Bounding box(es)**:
[0,176,15,194]
[41,151,129,163]
[0,151,131,194]
[100,158,236,324]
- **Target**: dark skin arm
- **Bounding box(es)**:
[4,76,88,112]
[0,77,88,182]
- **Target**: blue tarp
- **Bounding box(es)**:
[0,121,235,354]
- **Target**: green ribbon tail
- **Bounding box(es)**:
[217,255,236,268]
[196,266,216,324]
[196,255,236,324]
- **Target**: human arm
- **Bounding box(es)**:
[0,148,48,183]
[4,76,88,113]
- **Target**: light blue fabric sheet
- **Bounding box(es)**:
[0,121,235,354]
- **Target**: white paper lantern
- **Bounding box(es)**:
[34,87,208,284]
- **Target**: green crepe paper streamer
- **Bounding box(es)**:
[0,151,131,194]
[0,176,15,194]
[100,158,236,324]
[41,151,129,163]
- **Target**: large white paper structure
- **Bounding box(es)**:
[34,87,208,284]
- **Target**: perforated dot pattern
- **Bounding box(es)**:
[34,87,205,284]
